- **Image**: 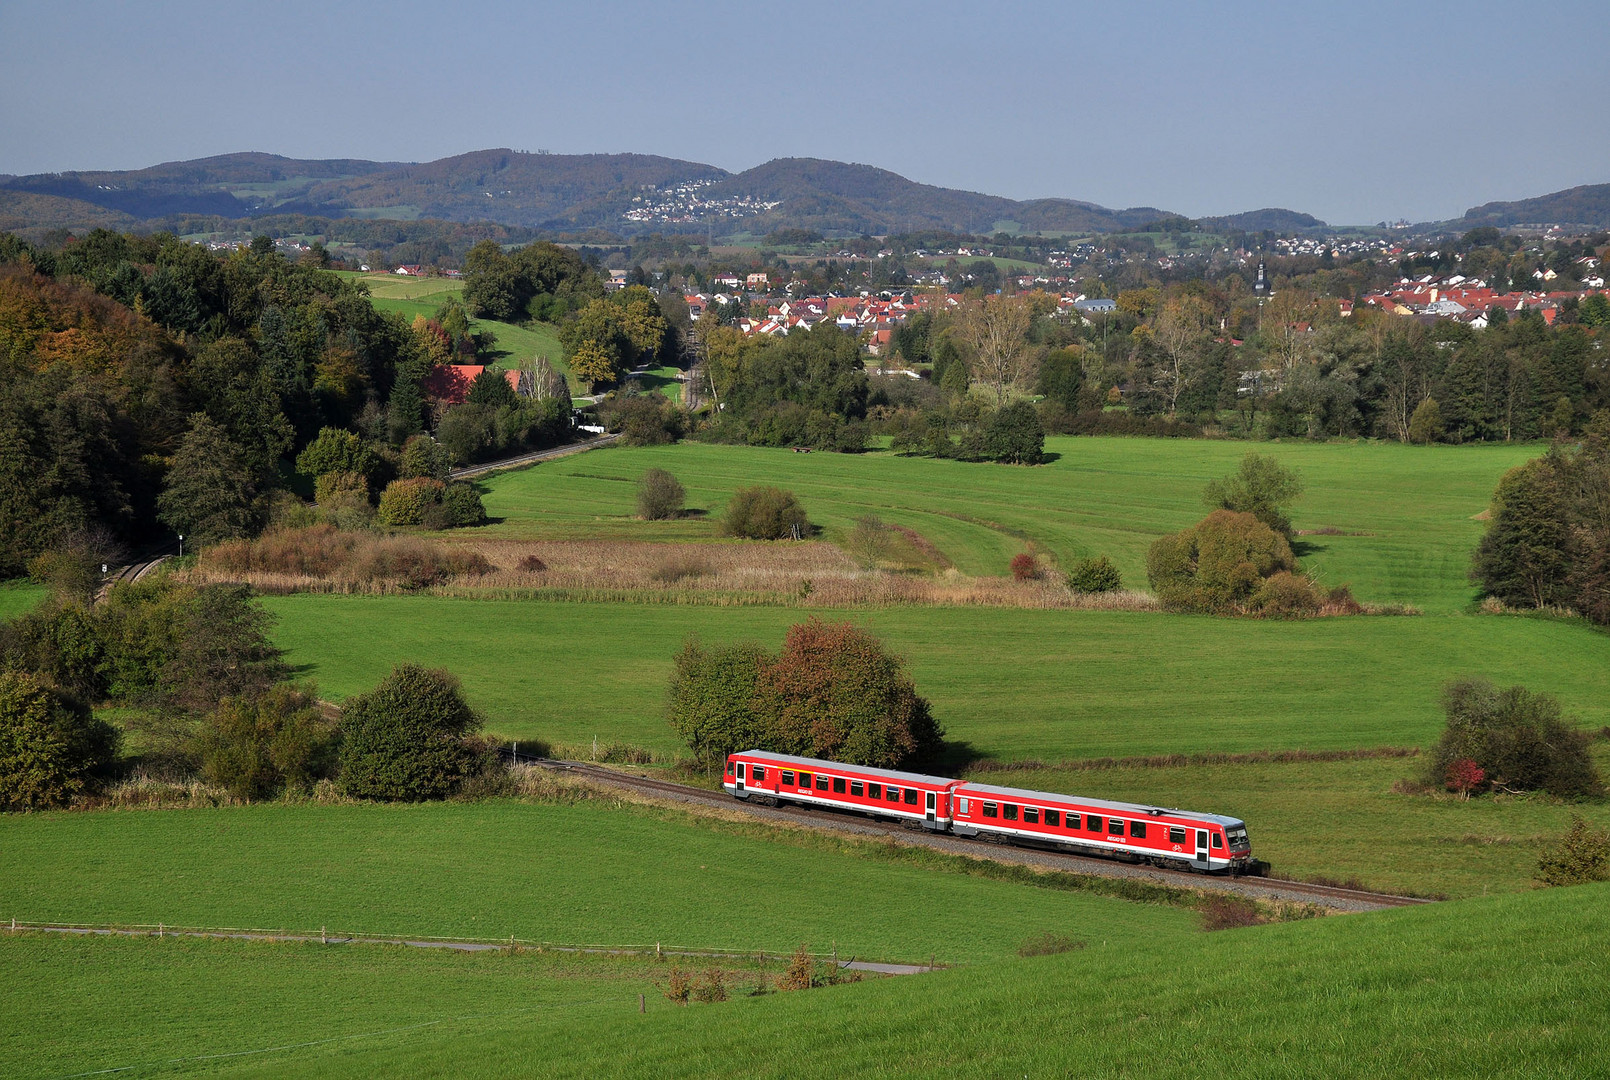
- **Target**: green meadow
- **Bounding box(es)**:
[0,800,1193,963]
[265,595,1610,761]
[5,882,1604,1079]
[470,437,1539,613]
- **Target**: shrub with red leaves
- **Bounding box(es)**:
[1009,553,1039,581]
[1445,757,1486,799]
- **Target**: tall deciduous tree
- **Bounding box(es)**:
[957,293,1034,407]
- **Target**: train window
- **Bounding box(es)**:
[1086,815,1102,832]
[752,766,765,782]
[850,781,863,797]
[869,783,882,799]
[1044,809,1060,827]
[1109,819,1125,836]
[832,778,846,794]
[798,772,811,788]
[904,788,919,805]
[1003,804,1018,821]
[982,803,998,818]
[886,786,901,802]
[1129,820,1145,839]
[781,771,795,786]
[957,798,969,815]
[815,776,829,791]
[1169,826,1187,844]
[1212,833,1223,849]
[1023,808,1039,824]
[1066,813,1081,830]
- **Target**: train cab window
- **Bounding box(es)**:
[886,786,901,802]
[1023,808,1039,825]
[1044,809,1060,827]
[1086,815,1102,832]
[1003,804,1018,821]
[1211,833,1223,849]
[832,778,846,794]
[815,776,829,791]
[1169,826,1187,845]
[752,766,765,782]
[903,788,919,805]
[868,783,882,799]
[1108,819,1125,836]
[850,781,863,797]
[982,802,998,818]
[1129,820,1145,839]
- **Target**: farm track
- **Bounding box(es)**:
[539,759,1436,913]
[450,434,619,480]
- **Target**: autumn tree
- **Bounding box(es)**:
[1150,296,1213,417]
[957,293,1034,406]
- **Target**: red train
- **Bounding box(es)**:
[723,749,1256,874]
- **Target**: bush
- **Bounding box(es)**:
[668,640,772,769]
[1202,453,1303,538]
[1535,817,1610,887]
[296,428,383,488]
[1250,571,1323,618]
[341,537,491,590]
[604,393,686,446]
[760,619,941,768]
[637,468,686,520]
[844,515,893,569]
[723,486,808,540]
[313,471,370,506]
[0,671,118,810]
[982,402,1045,464]
[1408,397,1444,444]
[1066,555,1122,594]
[1146,510,1298,614]
[439,483,488,527]
[1199,895,1263,931]
[375,478,446,527]
[1424,678,1602,798]
[194,683,336,800]
[338,664,485,801]
[1009,553,1040,581]
[399,435,451,481]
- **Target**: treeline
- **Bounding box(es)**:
[0,228,579,575]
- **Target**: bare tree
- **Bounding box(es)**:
[1151,296,1212,417]
[957,294,1035,406]
[519,355,570,402]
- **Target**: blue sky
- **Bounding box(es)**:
[2,1,1606,225]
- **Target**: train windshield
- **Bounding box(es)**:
[1226,825,1251,849]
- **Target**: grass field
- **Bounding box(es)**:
[0,800,1193,965]
[469,438,1540,612]
[0,580,44,620]
[264,595,1610,761]
[6,883,1602,1078]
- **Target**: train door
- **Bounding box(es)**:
[735,761,747,797]
[925,791,936,826]
[1193,828,1209,869]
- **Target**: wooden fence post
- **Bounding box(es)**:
[639,993,646,1014]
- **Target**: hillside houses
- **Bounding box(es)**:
[1359,278,1607,327]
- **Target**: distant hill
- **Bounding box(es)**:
[1197,208,1326,232]
[1,148,1328,237]
[1460,183,1610,228]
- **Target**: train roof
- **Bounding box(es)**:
[956,780,1243,827]
[733,750,957,788]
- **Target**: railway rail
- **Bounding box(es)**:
[528,757,1434,913]
[449,433,618,480]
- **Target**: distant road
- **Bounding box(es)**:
[450,433,619,480]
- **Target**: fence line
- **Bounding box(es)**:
[4,919,930,971]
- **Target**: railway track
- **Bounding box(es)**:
[449,433,618,480]
[531,758,1434,913]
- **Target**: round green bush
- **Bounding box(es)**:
[337,664,484,801]
[376,478,446,527]
[0,671,118,811]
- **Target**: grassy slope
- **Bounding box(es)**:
[0,935,709,1080]
[469,438,1539,612]
[0,800,1193,964]
[9,884,1600,1079]
[0,581,44,620]
[264,595,1610,760]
